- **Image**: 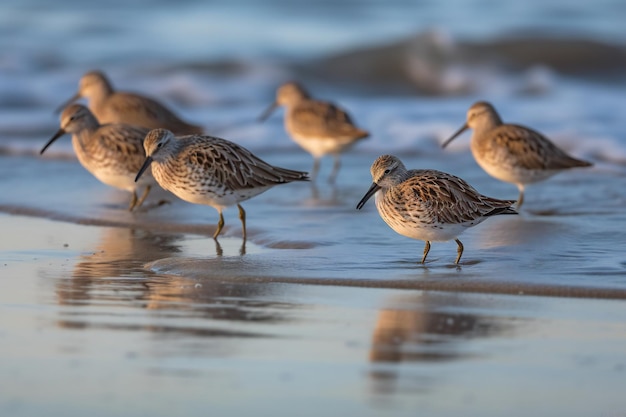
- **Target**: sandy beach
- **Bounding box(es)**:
[1,149,626,416]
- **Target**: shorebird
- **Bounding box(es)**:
[57,70,203,135]
[135,129,309,240]
[259,81,369,183]
[442,101,592,208]
[41,104,155,211]
[356,155,517,264]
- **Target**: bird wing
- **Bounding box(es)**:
[179,136,308,190]
[108,93,202,134]
[395,170,515,224]
[93,124,150,170]
[290,100,368,139]
[490,124,587,170]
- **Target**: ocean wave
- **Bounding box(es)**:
[305,30,626,95]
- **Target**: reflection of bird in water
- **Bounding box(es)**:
[55,228,181,309]
[368,293,510,395]
[57,70,204,135]
[139,274,287,326]
[54,227,286,335]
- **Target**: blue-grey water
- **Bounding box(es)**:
[1,1,626,416]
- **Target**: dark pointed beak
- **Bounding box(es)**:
[356,182,381,210]
[135,156,153,182]
[54,92,81,114]
[40,128,66,155]
[441,123,469,149]
[258,102,278,122]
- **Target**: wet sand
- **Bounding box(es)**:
[1,151,626,416]
[2,214,626,417]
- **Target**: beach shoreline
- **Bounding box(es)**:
[2,211,626,417]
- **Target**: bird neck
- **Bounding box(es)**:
[71,129,96,159]
[472,113,502,139]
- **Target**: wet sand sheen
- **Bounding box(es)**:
[2,213,626,417]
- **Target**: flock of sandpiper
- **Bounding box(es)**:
[40,70,592,264]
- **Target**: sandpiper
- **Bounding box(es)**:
[356,155,517,264]
[135,129,309,240]
[41,104,155,211]
[442,101,592,207]
[259,81,369,183]
[57,70,203,135]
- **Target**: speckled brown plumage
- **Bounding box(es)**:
[442,101,592,208]
[59,70,203,135]
[41,104,155,211]
[356,155,516,264]
[260,81,368,183]
[135,129,309,240]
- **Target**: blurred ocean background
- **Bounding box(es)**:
[1,0,626,161]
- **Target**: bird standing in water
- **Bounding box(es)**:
[135,129,309,240]
[41,104,155,211]
[356,155,517,264]
[442,101,592,208]
[259,82,368,183]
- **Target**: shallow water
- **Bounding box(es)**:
[2,213,626,416]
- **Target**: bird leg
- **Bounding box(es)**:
[133,185,152,211]
[213,210,225,240]
[328,154,341,184]
[214,239,224,256]
[237,203,247,241]
[517,185,525,209]
[311,158,321,182]
[454,239,464,264]
[128,191,138,211]
[421,241,431,264]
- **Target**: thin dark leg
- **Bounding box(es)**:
[421,241,431,264]
[134,185,152,210]
[237,203,247,241]
[128,191,138,211]
[213,210,225,240]
[454,238,464,264]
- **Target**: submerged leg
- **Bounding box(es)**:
[454,238,464,264]
[517,184,525,209]
[237,204,247,241]
[421,241,431,264]
[134,185,152,211]
[128,191,138,211]
[328,154,341,184]
[214,239,223,256]
[311,157,321,182]
[213,209,225,240]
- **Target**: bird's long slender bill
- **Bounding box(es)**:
[135,156,153,183]
[54,92,81,115]
[441,123,469,149]
[356,183,381,210]
[258,102,278,122]
[40,128,66,155]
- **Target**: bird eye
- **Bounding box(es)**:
[384,169,391,174]
[156,142,163,149]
